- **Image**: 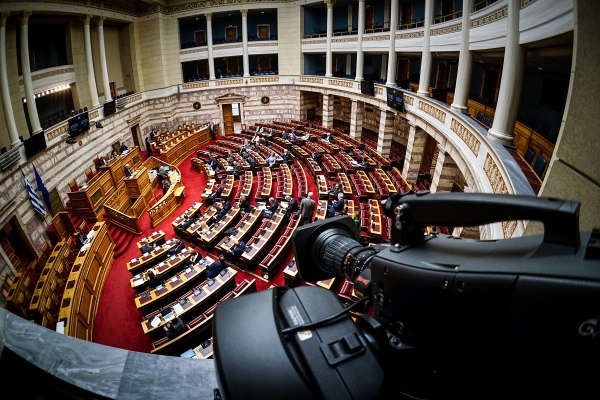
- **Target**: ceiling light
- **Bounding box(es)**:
[537,67,543,70]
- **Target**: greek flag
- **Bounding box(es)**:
[22,171,46,217]
[33,165,52,211]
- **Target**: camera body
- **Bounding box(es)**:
[213,193,600,399]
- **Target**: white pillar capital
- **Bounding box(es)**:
[20,10,32,26]
[96,16,105,26]
[83,14,93,25]
[240,9,248,18]
[0,12,9,28]
[205,13,212,21]
[324,0,336,8]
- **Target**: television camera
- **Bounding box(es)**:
[213,192,600,399]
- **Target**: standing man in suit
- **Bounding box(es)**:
[299,192,316,225]
[209,121,216,141]
[124,163,133,178]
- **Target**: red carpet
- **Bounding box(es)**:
[93,139,318,352]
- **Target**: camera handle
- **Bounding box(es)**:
[384,192,580,248]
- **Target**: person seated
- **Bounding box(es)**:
[206,254,228,279]
[232,161,242,178]
[139,238,156,254]
[247,155,257,170]
[267,127,274,136]
[123,163,133,178]
[184,250,202,267]
[252,133,261,144]
[312,152,322,167]
[214,201,230,221]
[261,137,270,147]
[145,269,164,289]
[226,152,234,165]
[208,157,220,173]
[238,195,251,213]
[229,239,247,259]
[119,143,129,154]
[163,314,186,340]
[281,131,288,140]
[98,156,108,166]
[282,150,292,164]
[75,232,86,250]
[288,132,297,144]
[285,195,299,216]
[266,153,277,168]
[207,184,223,204]
[328,182,343,199]
[263,197,279,218]
[176,214,199,237]
[327,193,346,217]
[324,132,334,143]
[167,238,185,256]
[301,132,310,141]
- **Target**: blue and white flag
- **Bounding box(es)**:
[33,165,52,211]
[22,171,46,217]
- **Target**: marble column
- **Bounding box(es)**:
[20,11,42,135]
[350,100,364,139]
[325,0,335,77]
[430,145,458,193]
[96,17,112,102]
[488,0,525,145]
[386,0,399,86]
[206,13,215,80]
[241,9,249,77]
[0,13,20,147]
[450,0,472,113]
[378,109,394,158]
[83,14,99,107]
[417,0,434,96]
[355,0,365,81]
[402,124,427,184]
[322,94,334,128]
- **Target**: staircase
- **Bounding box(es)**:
[64,201,136,259]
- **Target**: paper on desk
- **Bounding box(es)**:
[173,303,184,314]
[150,316,161,327]
[56,321,65,334]
[171,276,178,282]
[133,279,145,287]
[164,313,175,322]
[143,252,149,257]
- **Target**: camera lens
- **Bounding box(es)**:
[313,229,377,281]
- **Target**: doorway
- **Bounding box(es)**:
[109,82,117,100]
[481,68,500,107]
[222,104,234,135]
[1,217,36,271]
[130,124,141,151]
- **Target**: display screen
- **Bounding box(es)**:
[386,87,405,112]
[68,112,90,137]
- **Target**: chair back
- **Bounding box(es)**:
[532,155,547,177]
[524,148,534,164]
[68,180,78,192]
[475,111,483,121]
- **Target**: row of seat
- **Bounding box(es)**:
[258,213,301,280]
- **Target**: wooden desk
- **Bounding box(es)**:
[368,199,383,237]
[161,126,210,166]
[127,238,179,275]
[197,206,241,249]
[357,170,376,194]
[337,173,353,195]
[314,200,328,221]
[124,165,150,198]
[190,338,213,359]
[240,211,286,268]
[29,242,70,315]
[137,230,166,252]
[130,247,194,292]
[283,258,298,287]
[56,222,114,341]
[316,175,329,199]
[134,259,207,314]
[171,203,202,234]
[215,209,262,255]
[141,264,234,337]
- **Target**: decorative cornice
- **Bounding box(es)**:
[300,77,323,84]
[450,118,481,156]
[418,101,446,124]
[431,23,461,36]
[216,78,243,86]
[20,10,32,26]
[32,67,75,82]
[521,0,537,9]
[250,77,278,83]
[213,43,243,51]
[247,42,277,47]
[364,35,389,41]
[180,47,206,55]
[471,6,508,29]
[403,95,414,106]
[483,153,509,195]
[395,31,424,39]
[96,16,105,26]
[332,37,357,43]
[183,81,209,89]
[330,79,353,88]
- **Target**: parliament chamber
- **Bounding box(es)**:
[0,0,598,399]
